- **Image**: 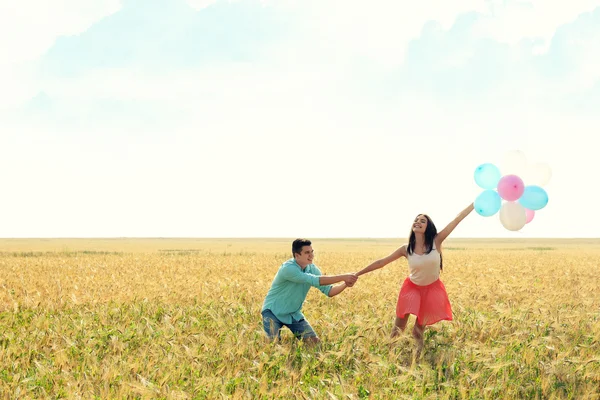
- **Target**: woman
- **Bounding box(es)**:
[356,203,474,353]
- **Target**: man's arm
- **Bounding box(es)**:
[319,274,357,286]
[327,282,348,297]
[279,264,358,287]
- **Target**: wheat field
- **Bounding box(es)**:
[0,238,599,399]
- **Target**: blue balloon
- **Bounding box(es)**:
[518,185,548,210]
[474,189,502,217]
[474,163,502,189]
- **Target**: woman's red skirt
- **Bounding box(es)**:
[396,277,452,326]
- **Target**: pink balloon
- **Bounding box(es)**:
[497,174,525,201]
[525,208,535,224]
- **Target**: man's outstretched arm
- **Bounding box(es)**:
[279,264,358,287]
[319,274,357,286]
[327,282,350,297]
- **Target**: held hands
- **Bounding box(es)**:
[343,273,358,287]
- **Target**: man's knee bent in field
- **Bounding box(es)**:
[262,309,283,341]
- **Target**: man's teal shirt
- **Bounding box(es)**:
[261,258,333,324]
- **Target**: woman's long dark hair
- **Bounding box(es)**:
[407,214,443,271]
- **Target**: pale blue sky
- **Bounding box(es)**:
[0,0,598,238]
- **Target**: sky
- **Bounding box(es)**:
[0,0,598,239]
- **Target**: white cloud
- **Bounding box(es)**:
[0,64,37,109]
[273,0,488,68]
[255,0,600,68]
[0,0,121,65]
[2,0,599,237]
[186,0,218,10]
[473,0,600,53]
[0,0,121,109]
[186,0,271,10]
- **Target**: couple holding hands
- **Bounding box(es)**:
[261,203,474,352]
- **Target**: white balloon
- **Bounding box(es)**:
[525,162,552,186]
[502,150,528,176]
[499,201,527,231]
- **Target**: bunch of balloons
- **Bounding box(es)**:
[473,150,551,231]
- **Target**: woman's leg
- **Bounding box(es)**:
[412,321,425,356]
[391,314,409,338]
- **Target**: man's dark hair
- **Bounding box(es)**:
[292,238,311,258]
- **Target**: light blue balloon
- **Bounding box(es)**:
[518,185,548,210]
[474,163,502,189]
[474,189,502,217]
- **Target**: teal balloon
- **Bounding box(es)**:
[474,163,502,189]
[518,185,548,210]
[474,189,502,217]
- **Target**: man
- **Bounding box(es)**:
[261,238,358,345]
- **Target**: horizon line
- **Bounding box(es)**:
[0,237,598,241]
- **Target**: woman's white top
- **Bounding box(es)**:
[406,242,441,286]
